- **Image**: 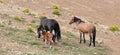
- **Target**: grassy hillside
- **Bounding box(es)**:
[0,22,109,55]
[0,0,120,55]
[0,8,109,55]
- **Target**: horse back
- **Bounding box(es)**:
[45,32,53,40]
[77,23,95,33]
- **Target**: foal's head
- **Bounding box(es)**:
[41,30,46,35]
[69,16,84,24]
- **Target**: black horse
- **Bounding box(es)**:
[37,17,61,42]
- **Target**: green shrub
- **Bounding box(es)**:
[108,25,119,31]
[0,0,4,3]
[52,4,61,16]
[23,8,30,13]
[14,16,24,21]
[52,9,61,16]
[26,26,35,33]
[38,13,45,19]
[31,20,36,23]
[0,22,5,27]
[28,13,36,17]
[53,4,59,9]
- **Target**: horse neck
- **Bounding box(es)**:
[75,20,84,25]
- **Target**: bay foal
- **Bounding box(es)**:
[41,30,54,47]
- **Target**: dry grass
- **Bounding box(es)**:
[0,20,109,55]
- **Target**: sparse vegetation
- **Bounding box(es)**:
[108,25,119,31]
[19,37,40,45]
[53,4,59,9]
[22,52,32,55]
[63,31,75,38]
[28,40,40,45]
[23,8,37,17]
[31,20,36,23]
[28,13,36,17]
[0,22,5,27]
[0,0,4,3]
[26,26,35,33]
[38,13,45,19]
[23,8,30,13]
[52,4,61,16]
[0,13,12,18]
[52,9,61,16]
[13,16,24,21]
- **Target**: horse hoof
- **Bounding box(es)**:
[49,46,53,49]
[84,40,86,43]
[89,44,91,47]
[79,42,81,44]
[79,41,82,43]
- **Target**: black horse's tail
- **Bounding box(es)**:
[37,26,41,38]
[93,26,96,47]
[56,23,61,41]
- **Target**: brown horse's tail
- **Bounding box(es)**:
[93,26,96,47]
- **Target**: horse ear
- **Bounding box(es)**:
[74,16,77,18]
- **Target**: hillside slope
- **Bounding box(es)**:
[0,0,120,55]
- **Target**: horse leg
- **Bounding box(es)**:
[52,33,56,43]
[89,34,92,46]
[79,32,82,43]
[49,29,56,42]
[49,39,53,49]
[83,33,86,43]
[93,32,96,47]
[43,38,45,42]
[49,38,53,45]
[45,39,47,45]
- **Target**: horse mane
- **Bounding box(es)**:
[74,16,85,23]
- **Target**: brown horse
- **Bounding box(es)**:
[40,30,54,46]
[69,16,96,47]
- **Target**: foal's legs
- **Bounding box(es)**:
[49,38,53,45]
[89,34,92,46]
[49,29,55,42]
[49,39,53,48]
[83,33,86,43]
[80,32,82,43]
[45,39,48,46]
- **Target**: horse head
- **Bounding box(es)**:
[69,16,83,24]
